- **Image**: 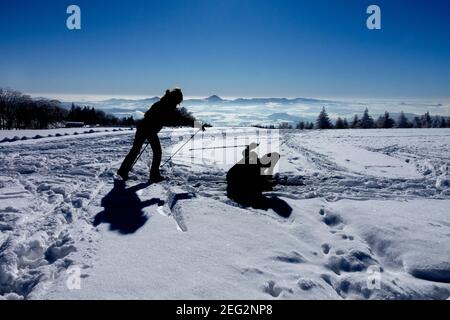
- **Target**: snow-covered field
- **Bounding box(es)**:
[1,128,450,300]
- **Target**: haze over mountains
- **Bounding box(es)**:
[59,95,450,126]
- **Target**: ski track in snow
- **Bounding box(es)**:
[0,128,450,299]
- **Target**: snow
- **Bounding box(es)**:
[0,127,134,144]
[0,127,449,300]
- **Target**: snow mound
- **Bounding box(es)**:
[404,253,450,283]
[166,187,196,231]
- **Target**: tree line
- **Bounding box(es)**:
[0,88,135,129]
[67,104,135,127]
[313,107,450,130]
[0,88,66,129]
[258,107,450,130]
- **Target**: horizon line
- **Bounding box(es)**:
[25,92,450,103]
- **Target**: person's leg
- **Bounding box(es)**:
[117,128,146,179]
[148,133,162,179]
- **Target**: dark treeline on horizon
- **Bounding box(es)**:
[0,88,135,129]
[67,104,135,127]
[257,107,450,130]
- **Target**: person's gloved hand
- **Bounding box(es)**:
[194,121,209,132]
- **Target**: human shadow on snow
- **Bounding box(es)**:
[233,195,293,218]
[93,180,164,234]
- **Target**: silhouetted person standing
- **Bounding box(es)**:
[118,88,204,182]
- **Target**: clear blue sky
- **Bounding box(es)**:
[1,0,449,98]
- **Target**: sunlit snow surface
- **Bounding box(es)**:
[0,127,450,299]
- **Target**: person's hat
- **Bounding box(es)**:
[165,88,183,105]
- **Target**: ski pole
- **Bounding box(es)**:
[161,128,202,168]
[130,141,150,170]
[131,128,202,170]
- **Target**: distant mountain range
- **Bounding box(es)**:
[58,95,449,126]
[62,95,331,109]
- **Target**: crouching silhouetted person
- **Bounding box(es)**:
[226,142,280,207]
[118,88,205,182]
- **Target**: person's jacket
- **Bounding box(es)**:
[142,99,195,133]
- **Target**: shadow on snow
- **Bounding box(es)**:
[93,180,164,234]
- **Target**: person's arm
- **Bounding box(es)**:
[161,108,192,127]
[164,108,206,131]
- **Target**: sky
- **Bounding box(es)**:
[0,0,449,99]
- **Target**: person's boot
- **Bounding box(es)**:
[117,169,129,181]
[149,172,165,183]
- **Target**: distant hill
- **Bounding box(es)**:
[205,95,223,103]
[267,113,303,123]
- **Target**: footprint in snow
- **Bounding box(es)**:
[321,243,331,255]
